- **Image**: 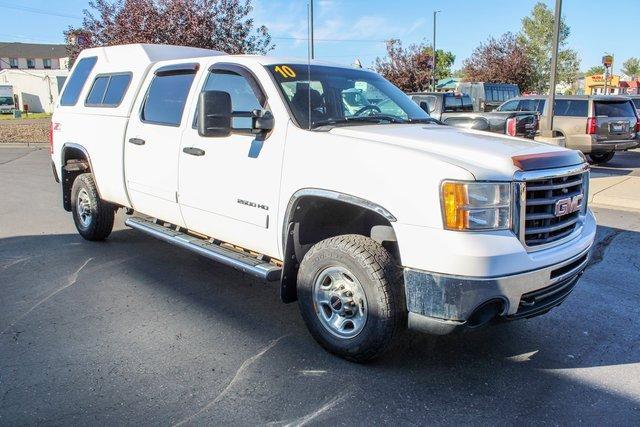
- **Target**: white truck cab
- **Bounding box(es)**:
[51,44,596,362]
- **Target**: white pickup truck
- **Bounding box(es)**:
[51,44,596,362]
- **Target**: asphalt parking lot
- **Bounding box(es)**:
[1,147,639,425]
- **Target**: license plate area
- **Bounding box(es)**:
[609,122,627,133]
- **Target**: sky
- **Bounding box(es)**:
[0,0,636,75]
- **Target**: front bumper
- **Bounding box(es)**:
[404,245,592,335]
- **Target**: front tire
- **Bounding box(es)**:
[297,235,405,363]
[71,173,114,241]
[589,151,615,164]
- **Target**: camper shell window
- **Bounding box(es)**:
[85,73,132,107]
[60,57,98,106]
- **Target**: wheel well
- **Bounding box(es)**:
[61,145,91,211]
[280,195,400,303]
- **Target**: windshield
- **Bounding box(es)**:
[267,64,430,128]
[0,96,13,106]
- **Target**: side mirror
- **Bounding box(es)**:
[198,90,232,137]
[419,101,430,113]
[252,109,274,133]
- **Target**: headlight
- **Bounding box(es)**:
[441,181,511,231]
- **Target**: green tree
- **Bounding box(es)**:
[517,2,580,93]
[427,47,456,81]
[622,57,640,79]
[584,65,605,76]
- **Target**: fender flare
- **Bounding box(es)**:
[279,188,397,303]
[60,143,102,210]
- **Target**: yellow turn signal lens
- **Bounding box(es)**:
[442,182,469,230]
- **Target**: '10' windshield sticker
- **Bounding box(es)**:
[274,65,296,78]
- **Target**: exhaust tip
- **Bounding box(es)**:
[466,299,505,329]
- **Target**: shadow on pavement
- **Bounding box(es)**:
[1,226,639,424]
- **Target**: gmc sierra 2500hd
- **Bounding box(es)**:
[51,44,596,362]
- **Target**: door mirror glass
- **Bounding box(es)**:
[419,101,430,113]
[252,109,274,132]
[198,90,232,137]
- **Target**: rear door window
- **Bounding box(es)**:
[60,57,98,106]
[554,100,588,117]
[594,100,637,117]
[142,72,196,126]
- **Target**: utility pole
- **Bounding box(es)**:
[544,0,562,136]
[432,10,440,92]
[308,0,314,59]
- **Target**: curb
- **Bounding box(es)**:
[0,142,48,148]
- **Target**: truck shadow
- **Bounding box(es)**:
[0,224,638,423]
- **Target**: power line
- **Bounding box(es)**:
[272,36,387,43]
[0,3,82,20]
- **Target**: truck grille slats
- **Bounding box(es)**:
[520,169,588,248]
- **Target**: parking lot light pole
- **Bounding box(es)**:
[544,0,562,137]
[432,10,440,92]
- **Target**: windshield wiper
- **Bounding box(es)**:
[313,115,406,128]
[406,117,443,125]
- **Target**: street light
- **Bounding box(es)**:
[544,0,562,137]
[432,10,441,92]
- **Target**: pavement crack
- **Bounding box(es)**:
[587,229,625,270]
[173,334,290,427]
[269,392,350,427]
[0,257,94,336]
[0,148,41,166]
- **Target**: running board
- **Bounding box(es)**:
[125,217,282,281]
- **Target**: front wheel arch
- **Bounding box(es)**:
[280,191,400,304]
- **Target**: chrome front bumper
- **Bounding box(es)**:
[404,246,592,335]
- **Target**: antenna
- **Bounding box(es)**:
[307,0,313,130]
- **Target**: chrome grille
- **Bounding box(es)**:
[515,164,590,251]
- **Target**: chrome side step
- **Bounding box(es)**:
[125,217,282,281]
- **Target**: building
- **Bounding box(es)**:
[584,74,621,95]
[0,42,68,71]
[0,42,69,113]
[619,79,640,95]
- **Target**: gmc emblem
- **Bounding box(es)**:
[554,194,583,217]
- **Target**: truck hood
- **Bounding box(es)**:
[329,124,572,180]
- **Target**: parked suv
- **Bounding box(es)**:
[496,95,640,164]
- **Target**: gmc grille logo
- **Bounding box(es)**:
[554,194,583,217]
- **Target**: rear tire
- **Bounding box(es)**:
[71,173,114,241]
[297,235,405,363]
[588,152,615,164]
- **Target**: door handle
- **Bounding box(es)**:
[129,138,146,145]
[183,147,205,156]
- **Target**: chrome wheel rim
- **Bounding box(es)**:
[76,188,92,227]
[312,266,368,339]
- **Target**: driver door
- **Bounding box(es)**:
[178,64,285,258]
